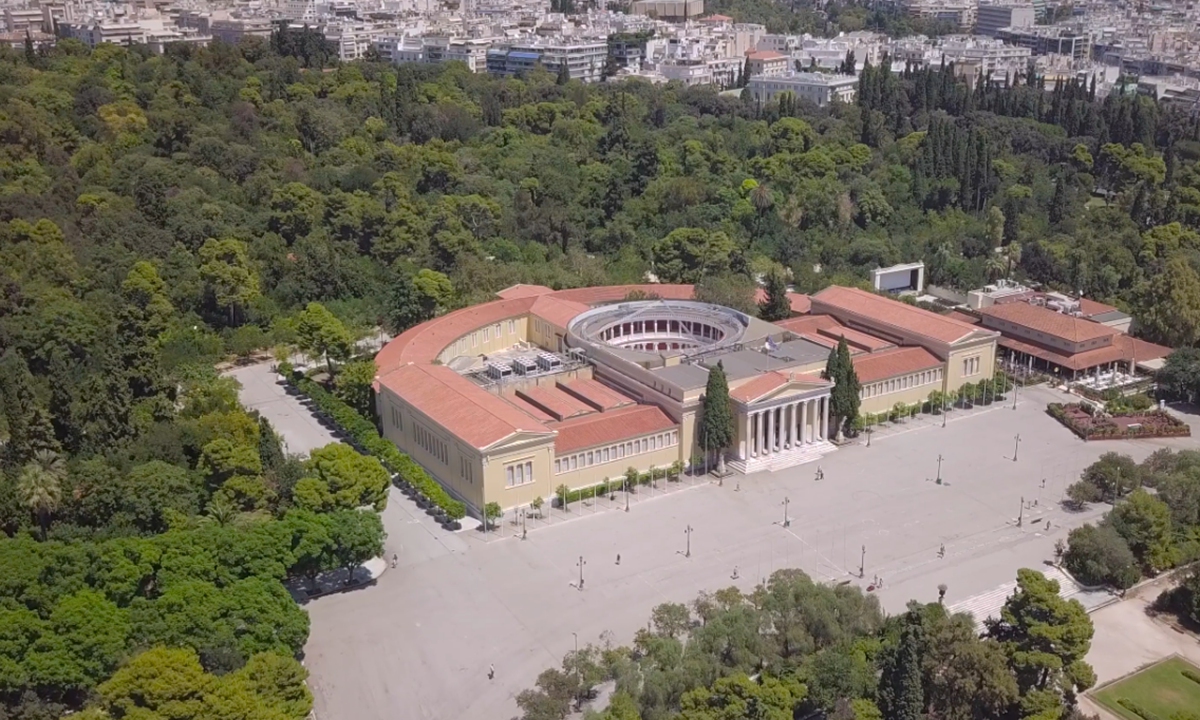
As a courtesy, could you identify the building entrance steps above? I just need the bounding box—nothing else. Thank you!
[727,440,836,475]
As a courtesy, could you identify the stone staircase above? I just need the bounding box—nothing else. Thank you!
[949,566,1085,632]
[727,441,836,475]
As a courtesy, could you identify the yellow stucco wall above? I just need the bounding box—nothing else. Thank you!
[437,316,531,364]
[483,442,557,512]
[551,429,682,490]
[945,341,997,391]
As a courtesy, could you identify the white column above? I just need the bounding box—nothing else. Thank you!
[764,408,773,455]
[739,412,749,460]
[822,396,831,440]
[800,400,808,445]
[784,403,793,448]
[751,412,759,457]
[758,410,767,455]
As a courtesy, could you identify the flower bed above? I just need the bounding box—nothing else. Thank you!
[290,373,466,521]
[1047,403,1190,441]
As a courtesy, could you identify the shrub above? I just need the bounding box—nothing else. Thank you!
[1182,668,1200,687]
[1117,698,1161,720]
[1062,523,1139,589]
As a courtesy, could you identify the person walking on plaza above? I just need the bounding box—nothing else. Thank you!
[488,664,495,680]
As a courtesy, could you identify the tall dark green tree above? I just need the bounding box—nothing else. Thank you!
[758,271,792,321]
[699,361,734,464]
[826,338,861,437]
[878,612,925,720]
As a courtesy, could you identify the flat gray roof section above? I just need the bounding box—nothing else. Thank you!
[651,363,711,391]
[699,337,831,381]
[1091,310,1130,323]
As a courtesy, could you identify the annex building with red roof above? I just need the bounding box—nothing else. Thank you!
[373,284,999,517]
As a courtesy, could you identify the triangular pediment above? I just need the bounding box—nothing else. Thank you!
[753,381,828,404]
[483,430,555,452]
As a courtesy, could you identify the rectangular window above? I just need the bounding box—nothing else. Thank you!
[555,460,561,474]
[602,448,610,463]
[587,451,594,465]
[506,466,514,486]
[571,456,577,470]
[508,320,516,334]
[494,323,501,338]
[483,327,490,342]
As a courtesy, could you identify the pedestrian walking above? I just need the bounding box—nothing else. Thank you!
[488,664,495,680]
[938,544,945,558]
[615,554,621,565]
[391,553,397,568]
[732,566,740,579]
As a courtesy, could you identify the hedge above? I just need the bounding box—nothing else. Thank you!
[1183,668,1200,687]
[292,375,467,521]
[552,469,680,508]
[1117,698,1160,720]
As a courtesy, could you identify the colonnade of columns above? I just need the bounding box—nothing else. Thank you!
[743,395,830,459]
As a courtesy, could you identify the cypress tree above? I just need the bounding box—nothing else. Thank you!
[699,361,734,463]
[759,271,792,322]
[258,416,285,472]
[825,338,860,437]
[878,614,926,720]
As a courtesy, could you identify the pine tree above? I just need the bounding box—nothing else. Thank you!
[1049,180,1068,225]
[0,350,60,468]
[699,361,734,463]
[258,416,285,472]
[759,270,792,321]
[556,63,571,85]
[878,614,926,720]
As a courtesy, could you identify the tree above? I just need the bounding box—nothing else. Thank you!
[653,228,737,283]
[1157,346,1200,402]
[1105,488,1176,573]
[17,450,65,539]
[985,568,1095,700]
[0,349,60,468]
[698,361,734,465]
[877,612,924,720]
[325,509,385,586]
[678,673,805,720]
[1062,523,1139,589]
[1081,452,1141,503]
[295,302,353,375]
[386,273,433,334]
[827,338,861,438]
[759,270,792,321]
[335,359,378,418]
[96,647,212,719]
[483,501,502,531]
[1134,254,1200,347]
[198,237,260,326]
[294,443,390,513]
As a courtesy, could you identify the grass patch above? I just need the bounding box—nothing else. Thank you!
[1094,657,1200,720]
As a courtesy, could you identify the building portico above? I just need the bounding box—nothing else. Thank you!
[727,373,834,474]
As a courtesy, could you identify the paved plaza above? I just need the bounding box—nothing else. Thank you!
[226,363,338,457]
[286,382,1199,720]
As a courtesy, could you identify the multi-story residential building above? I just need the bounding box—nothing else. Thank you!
[996,25,1090,61]
[746,71,858,106]
[975,1,1035,37]
[321,21,382,61]
[4,7,44,34]
[744,49,788,77]
[209,17,275,45]
[487,40,608,82]
[630,0,703,22]
[59,21,146,47]
[904,0,978,31]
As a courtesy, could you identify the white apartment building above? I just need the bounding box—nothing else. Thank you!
[975,2,1035,37]
[375,36,493,73]
[321,21,383,61]
[904,0,978,31]
[59,21,146,46]
[747,71,858,106]
[488,40,608,82]
[209,18,274,45]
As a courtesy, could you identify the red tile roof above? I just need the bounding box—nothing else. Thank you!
[746,50,786,61]
[375,296,539,367]
[505,395,556,422]
[377,364,551,449]
[753,288,812,315]
[729,370,829,402]
[559,378,635,412]
[851,347,942,384]
[496,284,554,300]
[775,314,890,352]
[530,295,591,329]
[1078,297,1119,317]
[550,284,695,305]
[978,302,1116,343]
[997,333,1171,372]
[551,405,677,454]
[516,386,595,421]
[811,287,986,345]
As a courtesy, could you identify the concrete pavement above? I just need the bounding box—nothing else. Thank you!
[226,363,337,458]
[299,384,1200,720]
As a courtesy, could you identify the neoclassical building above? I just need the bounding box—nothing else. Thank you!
[373,284,997,516]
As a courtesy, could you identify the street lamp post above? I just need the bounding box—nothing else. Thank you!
[936,454,944,485]
[521,509,528,540]
[1017,497,1024,527]
[859,545,866,578]
[624,477,630,512]
[781,497,791,528]
[1012,379,1018,410]
[684,525,693,558]
[866,425,873,447]
[1013,433,1021,462]
[577,555,587,590]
